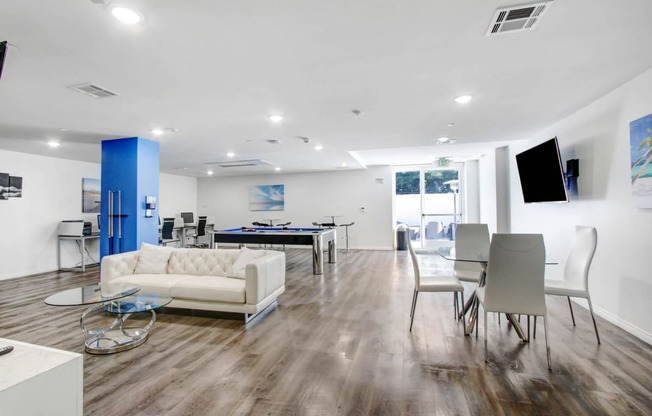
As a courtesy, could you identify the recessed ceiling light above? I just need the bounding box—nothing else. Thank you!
[275,167,281,172]
[47,140,60,148]
[341,163,348,168]
[447,123,455,127]
[151,129,164,136]
[314,145,324,151]
[111,6,143,24]
[454,95,473,104]
[269,115,283,123]
[58,128,68,132]
[207,170,214,176]
[436,137,457,145]
[226,152,235,158]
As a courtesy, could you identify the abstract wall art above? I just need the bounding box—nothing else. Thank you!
[249,184,285,211]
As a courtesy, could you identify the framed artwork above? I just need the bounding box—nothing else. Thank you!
[629,113,652,208]
[8,176,22,197]
[82,178,101,213]
[249,184,285,211]
[0,172,8,200]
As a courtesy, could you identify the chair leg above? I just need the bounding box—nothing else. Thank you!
[568,297,576,326]
[587,297,601,344]
[409,290,419,332]
[533,316,537,339]
[543,315,551,371]
[483,309,488,363]
[475,298,480,339]
[460,291,466,334]
[453,293,458,320]
[409,289,417,318]
[527,315,531,340]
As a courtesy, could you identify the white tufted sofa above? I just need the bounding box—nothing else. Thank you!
[100,245,286,322]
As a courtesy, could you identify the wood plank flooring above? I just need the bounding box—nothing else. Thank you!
[1,248,651,415]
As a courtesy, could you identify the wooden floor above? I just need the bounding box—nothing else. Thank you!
[1,248,651,415]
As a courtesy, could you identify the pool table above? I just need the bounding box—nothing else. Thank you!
[212,227,337,274]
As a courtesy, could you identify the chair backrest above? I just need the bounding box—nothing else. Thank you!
[162,218,175,240]
[403,226,421,287]
[483,233,546,316]
[197,216,207,237]
[564,226,597,288]
[454,223,490,277]
[425,221,444,239]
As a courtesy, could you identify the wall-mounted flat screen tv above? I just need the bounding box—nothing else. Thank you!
[515,137,568,203]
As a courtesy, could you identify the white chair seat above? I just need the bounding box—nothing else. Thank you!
[544,279,587,298]
[454,269,481,283]
[419,275,464,292]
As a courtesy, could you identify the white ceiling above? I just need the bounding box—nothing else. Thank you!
[1,0,651,177]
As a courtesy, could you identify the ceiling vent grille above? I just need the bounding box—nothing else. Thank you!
[67,83,119,99]
[486,1,553,36]
[206,159,273,168]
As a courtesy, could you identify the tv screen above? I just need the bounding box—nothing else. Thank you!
[515,137,568,203]
[0,41,7,80]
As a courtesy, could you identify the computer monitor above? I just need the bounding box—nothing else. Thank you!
[180,212,194,224]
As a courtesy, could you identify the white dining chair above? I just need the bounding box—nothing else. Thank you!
[476,233,551,370]
[405,228,466,333]
[543,225,600,344]
[454,223,490,284]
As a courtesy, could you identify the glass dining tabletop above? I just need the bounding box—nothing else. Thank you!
[45,283,140,306]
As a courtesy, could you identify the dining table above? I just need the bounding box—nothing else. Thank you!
[437,246,556,341]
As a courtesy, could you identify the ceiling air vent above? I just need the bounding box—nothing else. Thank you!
[486,1,553,36]
[67,83,119,99]
[207,159,273,168]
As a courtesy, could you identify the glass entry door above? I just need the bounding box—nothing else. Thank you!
[395,166,462,249]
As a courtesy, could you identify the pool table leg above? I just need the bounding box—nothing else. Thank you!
[312,235,324,274]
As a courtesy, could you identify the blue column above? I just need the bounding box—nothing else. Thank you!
[100,137,159,259]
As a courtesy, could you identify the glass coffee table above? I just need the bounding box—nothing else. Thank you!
[45,283,172,354]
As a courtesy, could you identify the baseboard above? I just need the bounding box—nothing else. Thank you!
[571,299,652,345]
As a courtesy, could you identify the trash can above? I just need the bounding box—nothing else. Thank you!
[396,226,408,251]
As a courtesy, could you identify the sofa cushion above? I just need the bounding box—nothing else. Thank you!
[134,243,172,274]
[167,248,241,276]
[170,276,245,303]
[109,274,190,297]
[226,247,267,279]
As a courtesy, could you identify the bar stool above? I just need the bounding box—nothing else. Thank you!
[339,222,355,252]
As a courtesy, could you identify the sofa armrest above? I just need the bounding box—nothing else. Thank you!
[244,251,286,304]
[100,250,140,283]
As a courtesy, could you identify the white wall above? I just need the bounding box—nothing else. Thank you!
[0,150,196,280]
[159,173,197,220]
[197,166,394,250]
[508,67,652,343]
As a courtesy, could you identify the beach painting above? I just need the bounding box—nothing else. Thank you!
[630,114,652,207]
[82,177,101,213]
[0,172,8,200]
[249,184,285,211]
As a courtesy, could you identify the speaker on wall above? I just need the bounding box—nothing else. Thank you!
[566,159,579,178]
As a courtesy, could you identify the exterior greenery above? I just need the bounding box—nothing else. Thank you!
[395,170,459,194]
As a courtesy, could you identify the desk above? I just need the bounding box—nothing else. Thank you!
[58,233,100,272]
[175,223,214,247]
[213,227,336,274]
[437,247,556,340]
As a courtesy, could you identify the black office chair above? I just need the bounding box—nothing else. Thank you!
[252,221,270,227]
[160,218,180,247]
[190,216,207,248]
[276,221,291,228]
